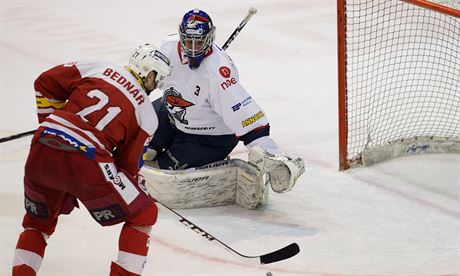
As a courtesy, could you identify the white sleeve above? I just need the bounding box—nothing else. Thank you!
[246,136,279,155]
[208,59,270,137]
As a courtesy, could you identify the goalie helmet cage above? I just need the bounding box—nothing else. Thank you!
[337,0,460,170]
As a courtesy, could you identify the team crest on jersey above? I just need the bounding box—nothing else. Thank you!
[163,87,194,125]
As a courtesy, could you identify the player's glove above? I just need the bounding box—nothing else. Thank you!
[248,146,305,193]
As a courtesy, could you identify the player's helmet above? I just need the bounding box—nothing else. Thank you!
[127,43,171,89]
[179,9,215,69]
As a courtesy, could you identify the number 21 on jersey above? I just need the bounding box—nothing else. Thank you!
[76,89,121,130]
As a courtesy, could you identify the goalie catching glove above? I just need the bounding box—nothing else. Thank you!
[248,146,305,193]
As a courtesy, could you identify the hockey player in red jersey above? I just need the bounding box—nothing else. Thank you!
[12,43,171,276]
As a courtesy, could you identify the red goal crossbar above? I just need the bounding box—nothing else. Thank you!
[401,0,460,18]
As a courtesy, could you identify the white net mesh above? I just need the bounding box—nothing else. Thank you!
[342,0,460,167]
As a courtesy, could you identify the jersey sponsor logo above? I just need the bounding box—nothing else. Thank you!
[231,96,252,112]
[184,126,216,131]
[241,111,265,127]
[40,128,96,159]
[90,204,126,224]
[232,103,242,112]
[24,196,49,218]
[113,176,126,190]
[163,87,194,125]
[99,164,139,204]
[220,78,238,91]
[219,66,231,78]
[103,68,145,105]
[100,162,117,181]
[219,66,236,90]
[104,164,115,180]
[114,172,140,204]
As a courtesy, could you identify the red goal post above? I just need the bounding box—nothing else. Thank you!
[337,0,460,170]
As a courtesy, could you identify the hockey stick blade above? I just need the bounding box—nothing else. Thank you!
[157,200,299,265]
[259,242,300,264]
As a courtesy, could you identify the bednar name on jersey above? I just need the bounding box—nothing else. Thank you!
[102,68,145,105]
[33,61,158,176]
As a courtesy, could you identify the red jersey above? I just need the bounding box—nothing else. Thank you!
[33,61,158,176]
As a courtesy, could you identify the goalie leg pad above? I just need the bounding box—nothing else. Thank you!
[234,160,265,209]
[141,160,237,209]
[140,159,267,209]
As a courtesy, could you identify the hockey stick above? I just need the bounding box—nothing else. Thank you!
[0,130,35,143]
[156,200,300,264]
[222,7,258,50]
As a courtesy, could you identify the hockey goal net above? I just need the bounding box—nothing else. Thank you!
[337,0,460,170]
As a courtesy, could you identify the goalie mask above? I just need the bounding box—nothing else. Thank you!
[127,43,171,93]
[179,9,215,69]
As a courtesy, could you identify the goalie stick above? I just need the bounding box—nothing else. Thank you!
[222,7,257,50]
[156,200,300,264]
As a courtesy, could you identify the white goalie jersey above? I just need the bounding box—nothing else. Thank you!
[159,35,270,137]
[143,36,306,210]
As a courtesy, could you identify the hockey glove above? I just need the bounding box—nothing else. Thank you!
[248,146,305,193]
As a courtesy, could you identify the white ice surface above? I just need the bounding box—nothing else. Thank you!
[1,1,459,275]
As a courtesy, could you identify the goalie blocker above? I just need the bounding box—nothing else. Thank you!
[140,147,305,209]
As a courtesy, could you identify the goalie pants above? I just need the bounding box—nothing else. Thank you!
[12,141,157,276]
[150,98,238,170]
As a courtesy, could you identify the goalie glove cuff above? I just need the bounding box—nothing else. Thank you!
[246,136,279,155]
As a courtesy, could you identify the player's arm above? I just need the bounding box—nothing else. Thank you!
[208,62,277,152]
[210,64,305,193]
[113,125,153,177]
[240,126,278,153]
[34,62,81,122]
[113,99,158,176]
